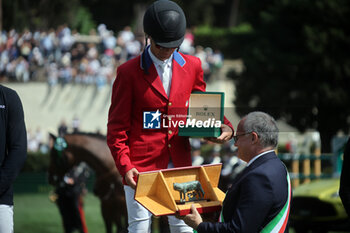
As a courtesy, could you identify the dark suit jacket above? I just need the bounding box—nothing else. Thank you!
[0,85,27,205]
[197,151,290,233]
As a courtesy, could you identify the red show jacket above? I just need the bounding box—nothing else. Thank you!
[107,48,233,183]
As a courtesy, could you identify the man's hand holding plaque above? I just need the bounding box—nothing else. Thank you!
[205,123,233,144]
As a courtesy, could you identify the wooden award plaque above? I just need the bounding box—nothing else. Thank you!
[134,164,225,216]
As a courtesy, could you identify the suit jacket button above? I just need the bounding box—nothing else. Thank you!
[168,130,172,135]
[168,144,171,148]
[168,102,172,106]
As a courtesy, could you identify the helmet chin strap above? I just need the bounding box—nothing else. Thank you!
[144,35,149,51]
[142,35,149,75]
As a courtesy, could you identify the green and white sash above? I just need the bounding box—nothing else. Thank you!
[217,171,291,233]
[260,172,291,233]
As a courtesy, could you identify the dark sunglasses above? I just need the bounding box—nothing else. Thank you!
[155,44,177,50]
[233,132,252,142]
[151,38,176,50]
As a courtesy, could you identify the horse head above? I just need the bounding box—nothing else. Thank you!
[48,133,76,186]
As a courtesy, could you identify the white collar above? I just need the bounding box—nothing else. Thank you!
[246,150,274,167]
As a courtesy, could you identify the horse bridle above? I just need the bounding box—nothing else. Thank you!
[53,137,68,166]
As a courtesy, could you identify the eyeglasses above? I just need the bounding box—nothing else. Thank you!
[233,132,252,142]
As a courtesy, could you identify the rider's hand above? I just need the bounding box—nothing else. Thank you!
[125,168,139,189]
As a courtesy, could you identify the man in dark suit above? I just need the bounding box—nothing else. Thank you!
[182,111,291,233]
[0,84,27,233]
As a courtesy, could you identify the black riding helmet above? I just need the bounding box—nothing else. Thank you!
[143,0,186,48]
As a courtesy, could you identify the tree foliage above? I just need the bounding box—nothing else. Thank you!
[72,7,96,35]
[1,0,241,33]
[2,0,95,32]
[230,0,350,152]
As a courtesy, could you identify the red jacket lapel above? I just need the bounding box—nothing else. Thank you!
[169,60,188,100]
[142,63,168,100]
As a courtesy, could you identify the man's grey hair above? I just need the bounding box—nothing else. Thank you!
[243,111,279,148]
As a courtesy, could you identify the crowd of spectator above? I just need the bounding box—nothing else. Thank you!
[0,24,143,90]
[0,24,224,86]
[189,138,239,166]
[27,127,47,153]
[27,115,84,154]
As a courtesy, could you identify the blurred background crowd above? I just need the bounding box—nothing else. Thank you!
[0,24,224,87]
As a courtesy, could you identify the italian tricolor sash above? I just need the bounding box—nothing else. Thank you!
[260,171,291,233]
[218,170,291,233]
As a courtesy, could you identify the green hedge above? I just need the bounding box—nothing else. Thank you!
[194,23,254,59]
[17,152,96,193]
[22,152,50,173]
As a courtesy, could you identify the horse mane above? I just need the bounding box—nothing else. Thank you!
[62,132,115,175]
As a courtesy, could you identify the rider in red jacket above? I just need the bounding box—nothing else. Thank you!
[107,1,234,232]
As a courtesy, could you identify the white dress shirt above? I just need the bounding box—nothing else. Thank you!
[148,47,173,96]
[246,150,275,167]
